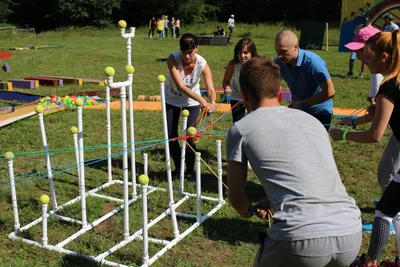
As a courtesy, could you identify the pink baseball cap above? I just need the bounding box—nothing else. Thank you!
[345,26,381,51]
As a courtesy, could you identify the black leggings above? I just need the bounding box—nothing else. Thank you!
[230,100,245,123]
[376,178,400,217]
[166,104,200,174]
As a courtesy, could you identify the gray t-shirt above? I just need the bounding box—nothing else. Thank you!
[226,106,361,241]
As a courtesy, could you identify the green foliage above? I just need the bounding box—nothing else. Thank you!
[58,0,120,27]
[176,0,220,24]
[0,0,15,22]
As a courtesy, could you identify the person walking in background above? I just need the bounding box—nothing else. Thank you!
[223,38,258,122]
[164,16,169,38]
[383,14,399,32]
[274,29,335,130]
[175,18,180,38]
[227,14,235,44]
[148,17,156,39]
[343,17,370,78]
[156,17,164,39]
[171,17,176,38]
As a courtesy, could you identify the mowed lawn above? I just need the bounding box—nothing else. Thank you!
[0,23,397,266]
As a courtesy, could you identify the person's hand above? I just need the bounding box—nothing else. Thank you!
[340,117,353,126]
[288,101,303,109]
[224,86,232,95]
[329,128,344,141]
[253,199,271,220]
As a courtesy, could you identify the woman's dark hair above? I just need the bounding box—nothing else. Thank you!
[180,33,198,51]
[233,38,259,63]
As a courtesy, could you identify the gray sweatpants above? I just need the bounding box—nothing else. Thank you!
[378,134,400,193]
[253,231,362,267]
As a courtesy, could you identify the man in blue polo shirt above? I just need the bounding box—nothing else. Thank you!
[274,30,335,130]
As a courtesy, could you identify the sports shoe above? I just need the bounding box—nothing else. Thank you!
[171,170,180,179]
[357,73,363,79]
[343,71,354,78]
[362,222,395,234]
[348,253,379,267]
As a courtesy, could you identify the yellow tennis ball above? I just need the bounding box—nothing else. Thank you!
[104,66,115,76]
[35,105,44,114]
[40,194,50,204]
[118,20,127,28]
[138,174,149,185]
[4,151,14,160]
[181,109,190,117]
[71,126,78,134]
[157,75,166,83]
[75,98,84,107]
[187,127,197,136]
[125,65,135,74]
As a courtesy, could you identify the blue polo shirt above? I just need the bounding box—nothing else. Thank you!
[275,48,333,116]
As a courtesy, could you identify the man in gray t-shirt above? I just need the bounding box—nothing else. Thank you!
[226,56,362,267]
[383,14,399,32]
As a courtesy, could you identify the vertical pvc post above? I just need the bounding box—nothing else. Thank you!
[105,85,113,183]
[41,203,48,246]
[196,152,202,223]
[141,183,149,265]
[76,103,87,229]
[179,114,188,193]
[71,127,81,196]
[6,152,20,232]
[37,111,57,211]
[216,140,224,204]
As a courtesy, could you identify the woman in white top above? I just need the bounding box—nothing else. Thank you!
[223,38,259,122]
[165,33,216,179]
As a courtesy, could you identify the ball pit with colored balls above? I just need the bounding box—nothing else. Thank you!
[187,127,197,136]
[40,194,50,204]
[4,151,14,160]
[138,174,149,185]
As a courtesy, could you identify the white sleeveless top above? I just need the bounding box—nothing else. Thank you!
[230,62,242,101]
[165,51,207,107]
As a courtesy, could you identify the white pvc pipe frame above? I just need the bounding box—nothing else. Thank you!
[7,24,225,267]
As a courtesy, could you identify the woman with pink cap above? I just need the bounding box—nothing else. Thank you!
[331,29,400,266]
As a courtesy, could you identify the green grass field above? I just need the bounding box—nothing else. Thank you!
[0,22,397,266]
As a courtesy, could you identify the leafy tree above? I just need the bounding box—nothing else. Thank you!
[59,0,120,27]
[0,0,15,23]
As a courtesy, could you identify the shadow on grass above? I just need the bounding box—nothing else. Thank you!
[360,206,375,215]
[202,216,266,245]
[61,254,101,267]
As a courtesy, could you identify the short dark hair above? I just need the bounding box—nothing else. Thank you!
[384,14,394,21]
[239,57,281,101]
[233,38,258,63]
[180,33,198,51]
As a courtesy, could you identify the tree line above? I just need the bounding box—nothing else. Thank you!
[0,0,341,32]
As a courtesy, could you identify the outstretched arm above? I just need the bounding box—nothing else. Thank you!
[227,160,251,218]
[222,61,234,96]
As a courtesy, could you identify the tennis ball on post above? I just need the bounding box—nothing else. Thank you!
[125,65,135,74]
[4,151,14,160]
[40,194,50,204]
[104,66,115,77]
[187,127,197,137]
[118,20,127,29]
[75,98,84,107]
[71,126,78,134]
[35,105,44,114]
[138,174,149,185]
[157,75,166,83]
[181,109,190,117]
